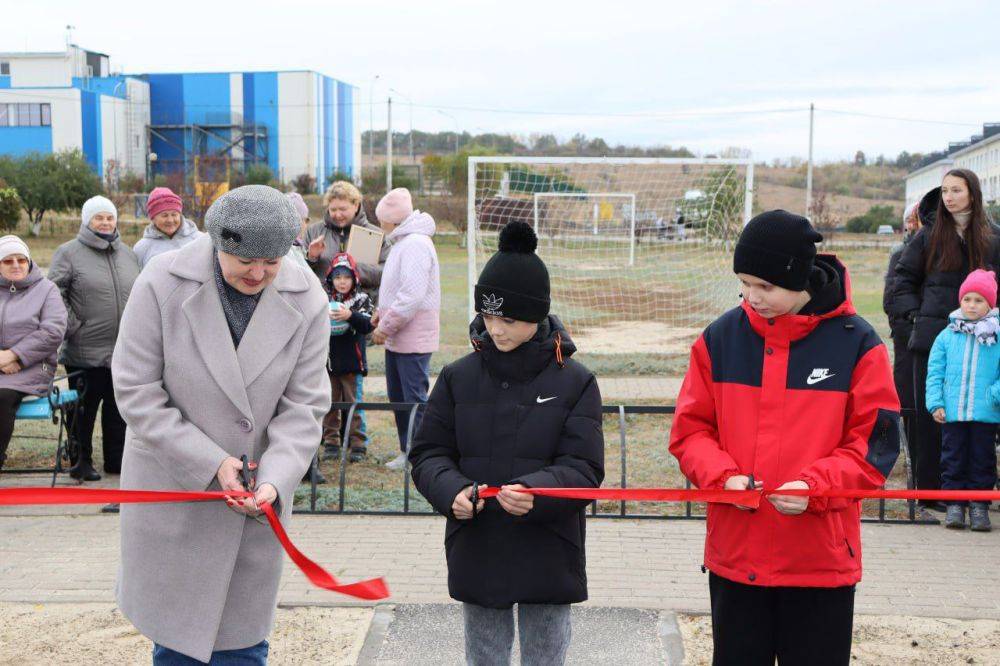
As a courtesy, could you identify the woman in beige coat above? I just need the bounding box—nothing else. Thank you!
[112,185,330,664]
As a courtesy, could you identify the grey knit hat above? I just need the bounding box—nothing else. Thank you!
[205,185,300,259]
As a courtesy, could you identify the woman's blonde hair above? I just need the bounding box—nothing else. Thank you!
[323,180,362,207]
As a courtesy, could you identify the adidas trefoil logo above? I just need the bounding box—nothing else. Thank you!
[482,293,504,315]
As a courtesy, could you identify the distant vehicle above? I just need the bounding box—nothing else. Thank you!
[876,225,895,235]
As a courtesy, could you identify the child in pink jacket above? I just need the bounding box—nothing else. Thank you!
[372,188,441,469]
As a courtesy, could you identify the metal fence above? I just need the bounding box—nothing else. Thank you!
[298,402,930,525]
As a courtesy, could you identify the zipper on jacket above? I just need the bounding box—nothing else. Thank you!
[106,251,123,337]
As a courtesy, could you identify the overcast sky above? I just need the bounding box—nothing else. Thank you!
[6,0,999,162]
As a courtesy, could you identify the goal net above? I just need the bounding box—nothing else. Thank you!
[467,157,754,354]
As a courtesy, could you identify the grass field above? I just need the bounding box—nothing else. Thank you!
[2,221,908,517]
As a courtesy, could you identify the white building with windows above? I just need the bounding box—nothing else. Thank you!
[952,133,1000,204]
[906,124,1000,209]
[904,158,953,208]
[0,44,150,179]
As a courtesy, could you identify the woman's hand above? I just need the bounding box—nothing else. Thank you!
[371,328,388,345]
[724,474,763,511]
[330,306,352,322]
[452,484,487,520]
[371,311,380,328]
[218,456,259,515]
[497,484,534,516]
[307,235,325,261]
[767,480,810,515]
[933,408,946,424]
[0,350,17,367]
[1,361,21,375]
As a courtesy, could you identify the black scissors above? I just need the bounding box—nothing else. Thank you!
[239,454,267,523]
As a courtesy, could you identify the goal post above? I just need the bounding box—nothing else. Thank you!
[467,156,754,344]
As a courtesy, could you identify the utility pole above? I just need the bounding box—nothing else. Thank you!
[386,96,393,191]
[806,102,814,218]
[368,75,379,173]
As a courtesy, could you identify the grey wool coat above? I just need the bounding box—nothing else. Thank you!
[111,234,330,662]
[48,223,140,368]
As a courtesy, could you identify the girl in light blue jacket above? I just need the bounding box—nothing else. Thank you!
[926,268,1000,531]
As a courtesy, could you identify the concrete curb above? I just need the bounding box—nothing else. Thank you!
[658,610,686,665]
[357,604,395,664]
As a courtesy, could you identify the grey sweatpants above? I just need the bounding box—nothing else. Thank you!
[463,602,572,665]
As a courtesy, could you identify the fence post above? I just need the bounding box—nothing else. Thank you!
[337,402,359,513]
[619,405,627,517]
[403,403,420,514]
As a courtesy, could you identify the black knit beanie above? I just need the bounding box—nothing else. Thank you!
[475,222,550,323]
[733,210,823,291]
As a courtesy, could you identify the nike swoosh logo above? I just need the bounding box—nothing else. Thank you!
[806,373,835,385]
[536,396,557,404]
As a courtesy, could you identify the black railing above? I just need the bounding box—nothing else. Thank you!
[299,402,930,524]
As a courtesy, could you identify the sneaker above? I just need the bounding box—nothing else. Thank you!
[385,453,408,470]
[349,449,367,464]
[970,503,992,532]
[321,444,342,462]
[69,460,101,482]
[945,504,967,529]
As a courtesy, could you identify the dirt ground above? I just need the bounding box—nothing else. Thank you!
[572,322,702,355]
[0,604,372,665]
[679,613,1000,665]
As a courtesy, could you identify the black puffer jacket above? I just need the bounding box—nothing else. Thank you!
[890,194,1000,353]
[409,315,605,608]
[883,233,916,340]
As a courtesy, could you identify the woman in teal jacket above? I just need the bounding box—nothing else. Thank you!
[925,269,1000,531]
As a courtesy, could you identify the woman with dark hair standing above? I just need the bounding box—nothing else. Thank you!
[891,169,1000,510]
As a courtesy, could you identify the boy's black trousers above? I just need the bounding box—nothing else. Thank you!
[709,572,855,666]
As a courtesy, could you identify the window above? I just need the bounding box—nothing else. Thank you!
[0,62,8,76]
[0,103,52,128]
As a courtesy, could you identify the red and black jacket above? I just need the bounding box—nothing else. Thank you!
[670,255,901,588]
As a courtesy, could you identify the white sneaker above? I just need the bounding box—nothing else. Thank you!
[385,453,408,470]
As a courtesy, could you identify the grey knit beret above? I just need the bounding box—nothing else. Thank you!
[205,185,300,259]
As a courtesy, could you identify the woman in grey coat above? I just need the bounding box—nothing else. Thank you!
[112,185,330,664]
[0,235,67,472]
[48,196,140,481]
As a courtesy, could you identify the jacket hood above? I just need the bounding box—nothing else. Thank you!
[77,221,121,250]
[742,254,855,340]
[388,210,435,241]
[469,313,576,382]
[0,262,44,291]
[918,186,941,228]
[326,251,360,298]
[142,216,200,241]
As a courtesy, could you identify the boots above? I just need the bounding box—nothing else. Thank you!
[945,504,966,529]
[321,443,342,462]
[69,459,101,482]
[970,502,992,532]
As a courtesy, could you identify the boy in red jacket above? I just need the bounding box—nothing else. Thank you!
[670,210,901,665]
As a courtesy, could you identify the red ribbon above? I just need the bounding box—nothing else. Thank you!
[479,486,1000,509]
[0,487,390,601]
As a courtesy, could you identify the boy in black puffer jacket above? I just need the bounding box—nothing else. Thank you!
[323,252,374,463]
[409,221,605,666]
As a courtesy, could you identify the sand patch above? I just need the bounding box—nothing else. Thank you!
[0,603,372,665]
[571,321,701,355]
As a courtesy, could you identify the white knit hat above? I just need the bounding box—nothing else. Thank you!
[0,235,29,261]
[81,195,117,227]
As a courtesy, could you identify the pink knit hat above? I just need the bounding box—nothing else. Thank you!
[960,269,998,309]
[375,188,414,226]
[286,192,309,220]
[146,187,183,219]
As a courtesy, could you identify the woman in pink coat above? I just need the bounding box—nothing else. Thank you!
[371,188,441,470]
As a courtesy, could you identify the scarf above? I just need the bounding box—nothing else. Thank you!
[213,257,262,347]
[948,309,1000,346]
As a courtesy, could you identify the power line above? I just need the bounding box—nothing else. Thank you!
[817,107,980,128]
